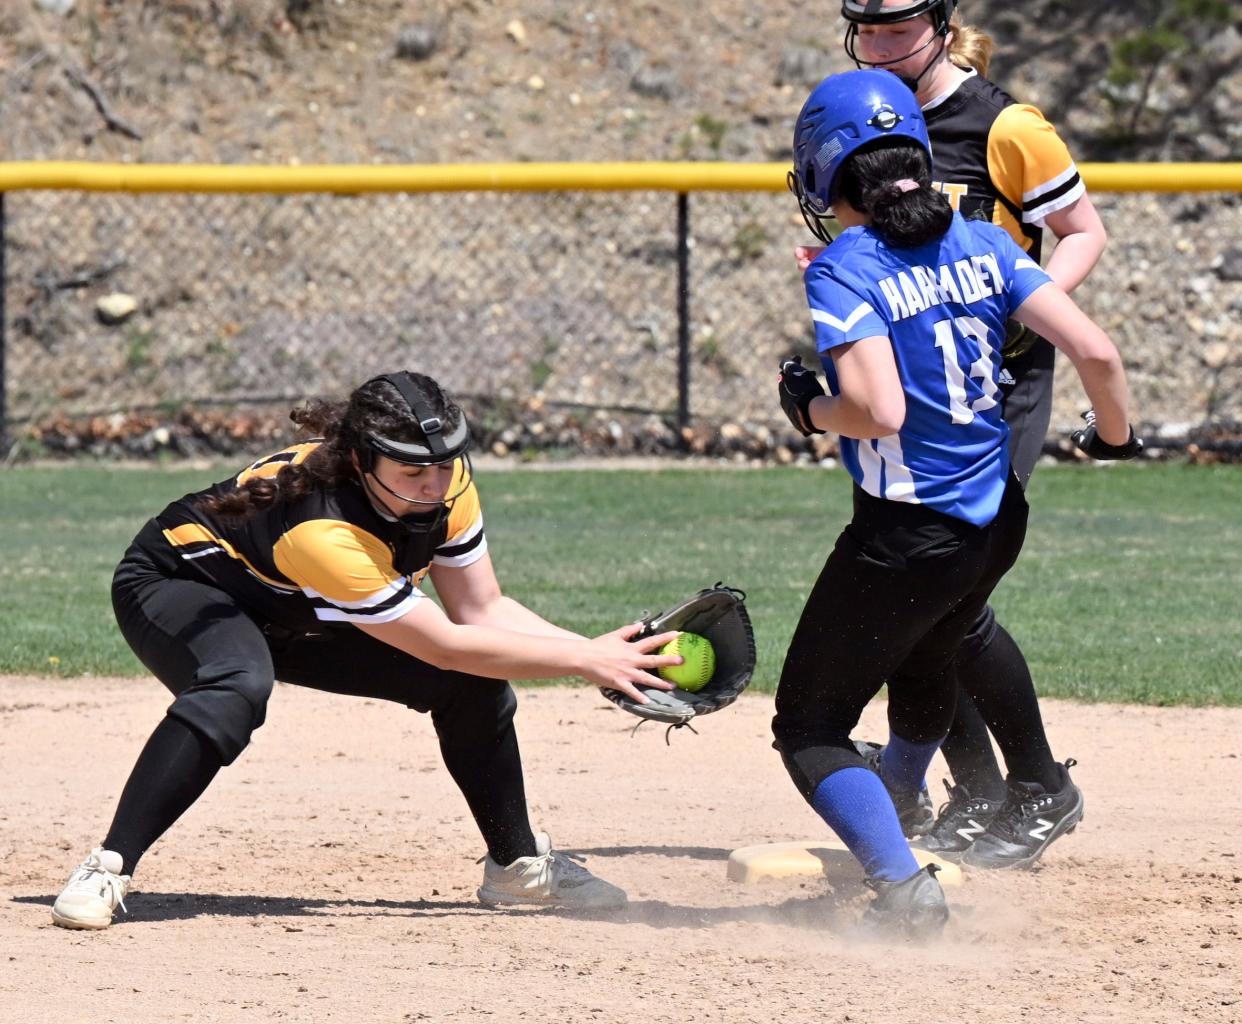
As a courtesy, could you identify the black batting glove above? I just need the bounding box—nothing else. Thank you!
[1071,410,1144,461]
[778,355,827,437]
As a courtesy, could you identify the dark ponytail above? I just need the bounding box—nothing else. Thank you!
[835,140,953,248]
[199,373,462,519]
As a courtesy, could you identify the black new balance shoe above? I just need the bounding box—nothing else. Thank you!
[961,759,1084,870]
[859,864,949,940]
[911,780,1005,860]
[855,740,935,838]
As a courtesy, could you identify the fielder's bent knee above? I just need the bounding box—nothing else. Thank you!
[166,658,273,765]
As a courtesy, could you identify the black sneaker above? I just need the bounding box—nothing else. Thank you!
[859,864,949,940]
[961,759,1084,870]
[911,780,1005,860]
[854,740,935,838]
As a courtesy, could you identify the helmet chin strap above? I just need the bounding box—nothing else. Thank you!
[358,465,451,535]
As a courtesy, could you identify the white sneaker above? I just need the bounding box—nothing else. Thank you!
[477,832,627,910]
[51,848,131,930]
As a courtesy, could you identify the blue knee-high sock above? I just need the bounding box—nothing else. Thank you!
[879,733,943,794]
[811,767,920,882]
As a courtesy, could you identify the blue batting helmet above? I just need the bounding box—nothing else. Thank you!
[788,68,929,241]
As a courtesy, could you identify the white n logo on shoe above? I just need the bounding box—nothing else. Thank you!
[955,819,987,843]
[1028,818,1054,841]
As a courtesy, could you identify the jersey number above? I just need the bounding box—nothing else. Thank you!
[932,316,1000,425]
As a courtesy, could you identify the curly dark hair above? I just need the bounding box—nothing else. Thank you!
[199,373,464,519]
[835,139,954,248]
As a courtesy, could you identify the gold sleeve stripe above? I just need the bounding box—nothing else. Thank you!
[162,524,297,591]
[987,105,1078,218]
[272,520,405,606]
[163,522,226,553]
[236,441,321,485]
[443,471,483,545]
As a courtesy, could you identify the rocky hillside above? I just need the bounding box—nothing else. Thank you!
[2,0,1240,461]
[6,1,1240,165]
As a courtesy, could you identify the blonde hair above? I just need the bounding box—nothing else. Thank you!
[947,14,995,77]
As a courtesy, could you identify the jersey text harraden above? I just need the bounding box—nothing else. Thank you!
[877,252,1005,322]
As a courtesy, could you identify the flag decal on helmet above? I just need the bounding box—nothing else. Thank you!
[814,136,844,173]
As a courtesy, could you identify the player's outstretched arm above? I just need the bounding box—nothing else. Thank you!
[431,554,582,640]
[359,600,681,704]
[1012,283,1131,446]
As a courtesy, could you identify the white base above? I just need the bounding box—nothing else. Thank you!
[727,839,963,887]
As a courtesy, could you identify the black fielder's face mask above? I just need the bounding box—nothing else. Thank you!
[355,373,474,536]
[360,452,474,534]
[359,444,473,536]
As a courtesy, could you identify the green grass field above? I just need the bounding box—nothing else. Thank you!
[1,462,1238,705]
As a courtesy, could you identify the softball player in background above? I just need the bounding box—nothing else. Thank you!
[51,371,682,929]
[802,0,1111,868]
[774,69,1139,935]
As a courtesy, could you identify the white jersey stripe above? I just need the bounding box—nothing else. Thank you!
[810,302,876,334]
[314,590,423,625]
[442,514,484,548]
[179,546,226,560]
[1025,172,1085,227]
[432,534,490,568]
[1026,182,1085,227]
[1022,163,1079,205]
[876,435,919,503]
[857,441,883,497]
[302,577,416,612]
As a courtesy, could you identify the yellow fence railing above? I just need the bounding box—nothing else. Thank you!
[1,161,1240,194]
[2,159,1239,446]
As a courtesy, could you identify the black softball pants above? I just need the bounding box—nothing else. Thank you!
[772,475,1029,802]
[105,545,535,871]
[943,339,1060,796]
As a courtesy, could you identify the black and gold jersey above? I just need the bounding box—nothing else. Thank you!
[137,441,486,632]
[925,72,1084,262]
[923,72,1084,360]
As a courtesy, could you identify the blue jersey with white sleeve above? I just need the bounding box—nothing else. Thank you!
[804,213,1051,526]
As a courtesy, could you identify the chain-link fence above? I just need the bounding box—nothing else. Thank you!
[2,188,810,426]
[3,180,1240,458]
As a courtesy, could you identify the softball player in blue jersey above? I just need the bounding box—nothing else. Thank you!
[837,0,1112,872]
[771,69,1140,937]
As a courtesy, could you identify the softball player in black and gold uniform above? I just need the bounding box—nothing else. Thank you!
[918,56,1096,483]
[51,372,681,929]
[836,0,1110,867]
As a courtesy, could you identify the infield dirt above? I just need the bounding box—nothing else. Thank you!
[2,675,1238,1023]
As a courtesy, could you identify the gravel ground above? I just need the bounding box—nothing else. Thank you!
[3,676,1240,1023]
